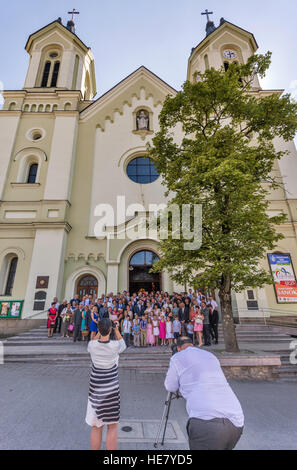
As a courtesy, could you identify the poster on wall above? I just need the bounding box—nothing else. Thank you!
[268,254,297,304]
[10,302,21,317]
[0,301,23,318]
[0,302,10,317]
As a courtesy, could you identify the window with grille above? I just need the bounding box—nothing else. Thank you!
[126,157,159,184]
[27,164,38,183]
[4,257,18,296]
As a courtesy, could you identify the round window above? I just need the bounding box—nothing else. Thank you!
[49,52,59,59]
[126,157,159,184]
[26,128,45,142]
[32,131,42,141]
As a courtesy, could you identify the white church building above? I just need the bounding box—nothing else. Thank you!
[0,15,297,319]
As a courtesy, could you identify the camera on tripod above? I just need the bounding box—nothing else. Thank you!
[171,343,178,356]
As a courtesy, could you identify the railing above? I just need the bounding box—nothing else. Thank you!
[234,307,297,326]
[23,310,49,320]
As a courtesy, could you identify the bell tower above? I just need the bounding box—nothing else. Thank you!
[23,15,97,100]
[187,13,260,90]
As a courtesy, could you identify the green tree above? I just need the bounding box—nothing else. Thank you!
[149,53,297,352]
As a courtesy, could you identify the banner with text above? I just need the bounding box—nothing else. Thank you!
[268,254,297,304]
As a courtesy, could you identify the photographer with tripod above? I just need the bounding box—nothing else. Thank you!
[164,337,244,450]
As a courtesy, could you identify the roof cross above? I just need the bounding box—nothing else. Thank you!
[68,8,80,21]
[201,9,214,22]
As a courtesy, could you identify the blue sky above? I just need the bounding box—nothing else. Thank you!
[1,0,297,100]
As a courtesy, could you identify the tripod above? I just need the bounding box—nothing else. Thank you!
[154,391,180,448]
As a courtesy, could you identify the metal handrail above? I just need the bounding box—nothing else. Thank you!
[24,310,49,319]
[233,307,297,326]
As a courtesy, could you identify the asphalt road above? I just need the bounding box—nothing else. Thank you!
[0,363,296,450]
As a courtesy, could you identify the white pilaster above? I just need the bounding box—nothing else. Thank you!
[23,229,67,317]
[0,114,20,199]
[276,138,297,199]
[106,264,119,294]
[59,50,75,89]
[24,51,42,88]
[44,115,78,200]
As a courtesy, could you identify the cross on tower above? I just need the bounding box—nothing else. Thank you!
[201,9,214,22]
[68,8,80,21]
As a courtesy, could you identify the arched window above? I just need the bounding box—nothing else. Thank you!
[50,61,60,87]
[76,275,98,297]
[224,62,229,72]
[4,257,18,296]
[27,163,38,184]
[204,54,209,71]
[41,61,51,87]
[39,49,62,88]
[129,250,161,293]
[84,72,91,100]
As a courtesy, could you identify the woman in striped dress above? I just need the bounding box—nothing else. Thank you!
[86,318,126,450]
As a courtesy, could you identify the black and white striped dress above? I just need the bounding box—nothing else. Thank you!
[85,338,126,428]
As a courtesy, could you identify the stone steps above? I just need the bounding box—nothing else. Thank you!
[3,323,297,380]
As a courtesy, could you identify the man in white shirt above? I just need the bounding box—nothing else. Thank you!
[165,337,244,450]
[208,296,218,311]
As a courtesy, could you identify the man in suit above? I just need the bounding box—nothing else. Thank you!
[54,300,67,334]
[73,303,83,342]
[133,300,145,317]
[85,307,92,343]
[209,306,219,344]
[178,302,189,336]
[201,302,211,346]
[99,302,109,320]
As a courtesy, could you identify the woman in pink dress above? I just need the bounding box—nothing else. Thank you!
[146,318,155,346]
[159,315,166,346]
[193,309,204,347]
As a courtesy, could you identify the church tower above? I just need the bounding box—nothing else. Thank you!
[23,16,96,100]
[0,15,98,316]
[187,13,260,90]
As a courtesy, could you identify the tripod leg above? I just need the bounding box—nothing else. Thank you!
[154,392,172,448]
[161,394,173,446]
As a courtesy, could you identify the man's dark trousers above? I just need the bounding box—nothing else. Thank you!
[73,324,81,342]
[210,310,219,343]
[187,417,243,450]
[54,315,62,334]
[203,324,211,346]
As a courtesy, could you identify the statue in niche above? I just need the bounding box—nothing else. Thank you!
[136,110,150,131]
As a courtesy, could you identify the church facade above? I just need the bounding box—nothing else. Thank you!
[0,17,297,319]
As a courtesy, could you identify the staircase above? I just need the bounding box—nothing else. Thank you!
[2,325,172,371]
[2,323,297,380]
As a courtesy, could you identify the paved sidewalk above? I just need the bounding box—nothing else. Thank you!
[0,363,297,450]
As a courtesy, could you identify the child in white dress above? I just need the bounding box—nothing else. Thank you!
[165,316,174,346]
[153,315,159,346]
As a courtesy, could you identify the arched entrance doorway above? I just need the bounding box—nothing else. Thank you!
[129,250,161,294]
[76,274,98,298]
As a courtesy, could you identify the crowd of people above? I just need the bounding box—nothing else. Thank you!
[46,289,219,348]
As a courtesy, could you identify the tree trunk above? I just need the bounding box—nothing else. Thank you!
[219,279,240,353]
